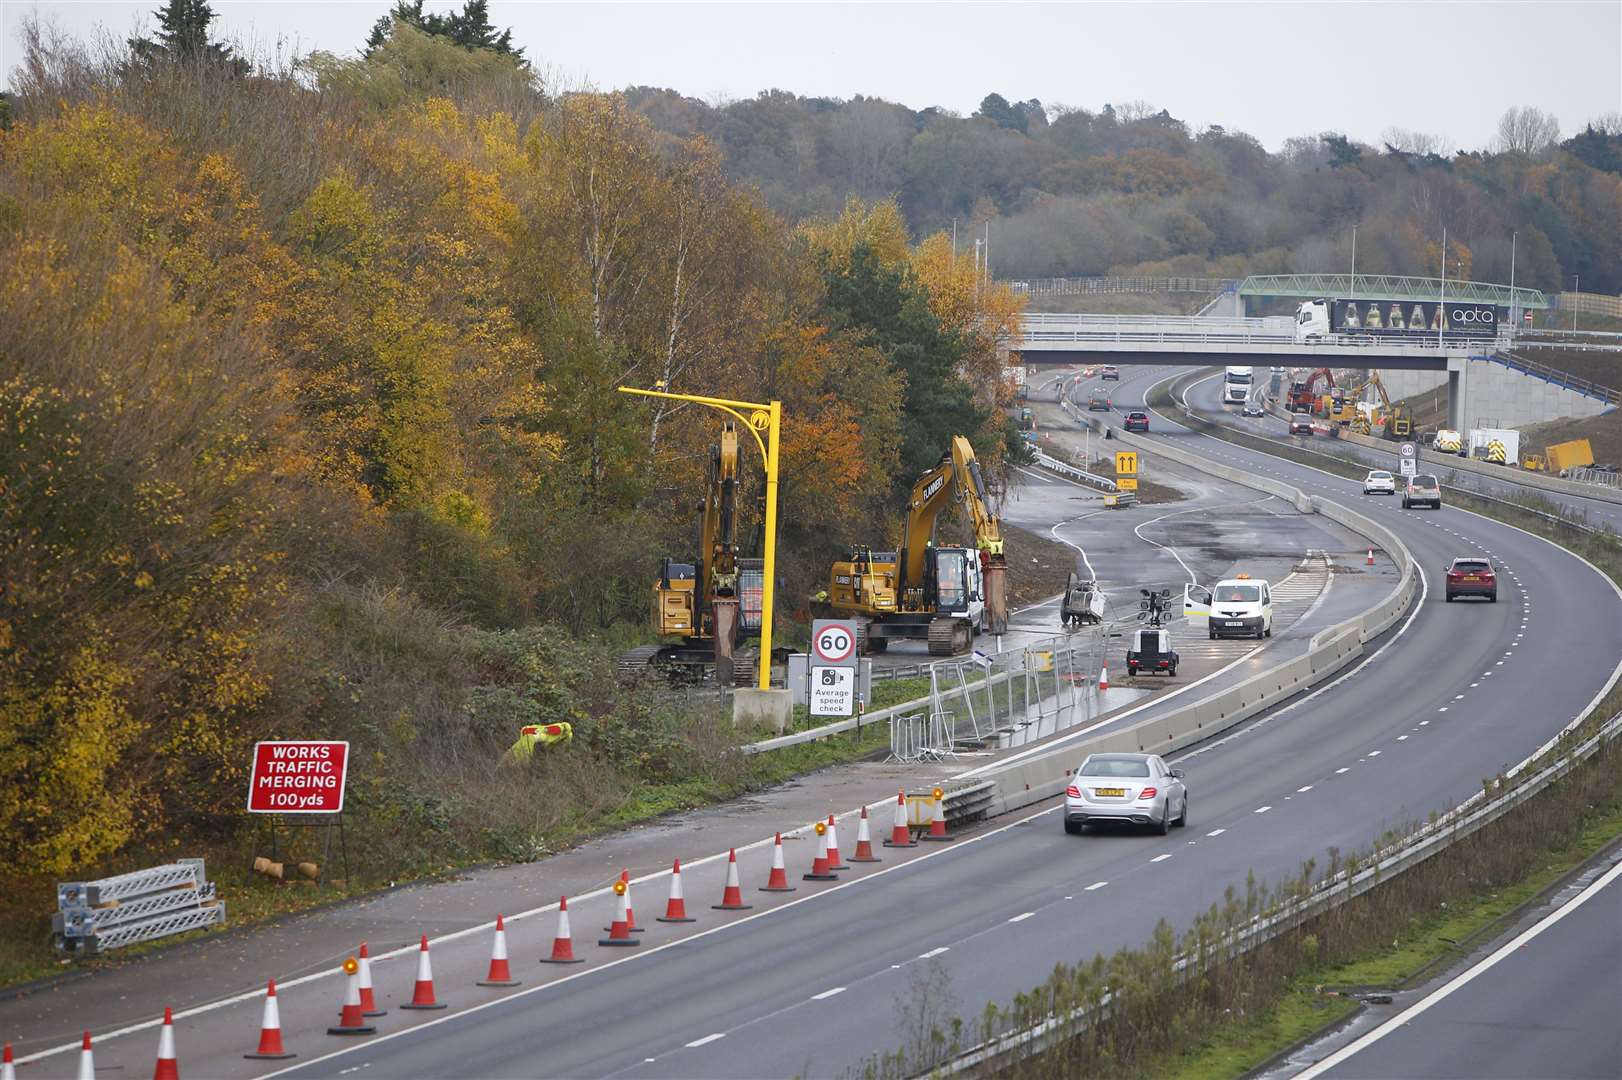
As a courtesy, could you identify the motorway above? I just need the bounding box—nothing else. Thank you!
[13,364,1620,1080]
[260,365,1620,1078]
[1193,370,1622,533]
[1296,856,1622,1080]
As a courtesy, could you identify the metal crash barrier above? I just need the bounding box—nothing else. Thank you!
[54,859,224,955]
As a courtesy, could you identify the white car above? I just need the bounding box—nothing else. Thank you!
[1363,469,1396,495]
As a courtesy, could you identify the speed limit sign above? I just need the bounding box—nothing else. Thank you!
[811,619,858,667]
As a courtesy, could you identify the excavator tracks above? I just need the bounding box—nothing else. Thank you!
[927,617,970,657]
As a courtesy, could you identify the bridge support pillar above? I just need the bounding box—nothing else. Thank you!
[1445,354,1469,430]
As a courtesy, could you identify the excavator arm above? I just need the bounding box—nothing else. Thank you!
[894,435,1008,633]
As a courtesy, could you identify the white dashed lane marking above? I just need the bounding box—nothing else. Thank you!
[686,1033,725,1048]
[1207,828,1227,837]
[1086,881,1109,891]
[1151,853,1173,863]
[811,987,846,1001]
[1255,805,1272,814]
[918,947,950,959]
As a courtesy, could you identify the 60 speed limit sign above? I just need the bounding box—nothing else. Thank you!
[811,619,858,667]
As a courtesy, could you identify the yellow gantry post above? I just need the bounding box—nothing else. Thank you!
[617,386,781,691]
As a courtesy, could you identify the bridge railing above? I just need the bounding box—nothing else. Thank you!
[1487,350,1621,405]
[1022,312,1292,331]
[1007,276,1237,297]
[1019,326,1511,353]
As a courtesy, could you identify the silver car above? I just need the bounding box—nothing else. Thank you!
[1064,753,1187,835]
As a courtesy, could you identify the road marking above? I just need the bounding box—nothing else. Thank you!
[1255,805,1272,814]
[1150,853,1172,863]
[1420,720,1429,726]
[919,946,950,959]
[1207,828,1226,836]
[1397,735,1409,741]
[1008,912,1035,923]
[686,1033,725,1048]
[1297,785,1313,793]
[1368,750,1382,757]
[1295,859,1622,1080]
[1439,707,1449,712]
[1455,694,1466,699]
[1086,881,1109,890]
[1336,766,1350,773]
[811,987,846,1001]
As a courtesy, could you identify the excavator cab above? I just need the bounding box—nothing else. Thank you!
[653,559,698,636]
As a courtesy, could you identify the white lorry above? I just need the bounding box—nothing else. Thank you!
[1222,366,1254,405]
[1468,428,1521,465]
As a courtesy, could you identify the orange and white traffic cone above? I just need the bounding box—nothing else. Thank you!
[759,832,795,892]
[599,880,640,947]
[803,821,838,881]
[2,1041,15,1080]
[883,790,916,848]
[1367,548,1375,566]
[76,1032,94,1080]
[603,871,644,933]
[657,859,695,923]
[477,914,520,987]
[153,1007,179,1080]
[712,848,753,910]
[540,896,586,964]
[824,814,849,870]
[399,935,447,1011]
[327,958,377,1035]
[850,805,881,862]
[921,786,952,842]
[244,979,295,1059]
[1098,664,1110,692]
[357,942,385,1017]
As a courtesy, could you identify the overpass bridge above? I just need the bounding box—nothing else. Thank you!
[1011,273,1552,313]
[1018,313,1496,371]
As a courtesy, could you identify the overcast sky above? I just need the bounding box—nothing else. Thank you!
[3,1,1618,150]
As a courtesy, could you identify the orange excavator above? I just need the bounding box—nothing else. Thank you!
[1286,368,1336,413]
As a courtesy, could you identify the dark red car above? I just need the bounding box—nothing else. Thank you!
[1445,557,1497,602]
[1123,411,1149,432]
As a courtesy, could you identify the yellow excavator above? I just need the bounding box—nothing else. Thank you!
[824,435,1008,656]
[621,421,764,684]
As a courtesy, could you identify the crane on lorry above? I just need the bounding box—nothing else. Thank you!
[825,436,1008,656]
[620,421,764,684]
[1287,368,1336,413]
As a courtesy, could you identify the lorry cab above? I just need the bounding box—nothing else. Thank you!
[1295,300,1330,342]
[1189,575,1273,640]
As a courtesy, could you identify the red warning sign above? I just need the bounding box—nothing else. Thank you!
[247,741,349,814]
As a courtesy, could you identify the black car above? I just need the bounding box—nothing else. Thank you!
[1288,418,1313,436]
[1123,411,1149,432]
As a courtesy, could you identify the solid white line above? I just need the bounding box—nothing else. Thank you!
[1048,510,1106,581]
[1150,853,1173,863]
[1295,858,1622,1079]
[1007,912,1036,923]
[685,1033,725,1048]
[918,946,951,959]
[810,987,847,1001]
[1085,881,1109,891]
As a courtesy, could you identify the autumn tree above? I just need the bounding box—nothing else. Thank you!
[366,0,525,60]
[129,0,248,74]
[1495,106,1560,155]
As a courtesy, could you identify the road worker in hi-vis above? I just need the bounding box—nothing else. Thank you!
[505,722,573,762]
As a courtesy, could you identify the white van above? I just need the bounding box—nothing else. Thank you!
[1183,575,1272,640]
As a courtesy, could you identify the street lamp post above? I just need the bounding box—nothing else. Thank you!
[618,385,781,691]
[1573,275,1580,332]
[1508,230,1517,332]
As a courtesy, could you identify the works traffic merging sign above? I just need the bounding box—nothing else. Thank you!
[247,741,349,814]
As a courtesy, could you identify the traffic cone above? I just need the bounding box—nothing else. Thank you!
[599,880,640,947]
[803,822,838,881]
[824,814,849,870]
[603,871,644,933]
[712,848,753,910]
[540,896,586,964]
[244,979,295,1059]
[657,859,696,922]
[357,942,385,1017]
[759,832,795,892]
[3,1041,15,1080]
[1367,548,1375,566]
[153,1007,179,1080]
[883,790,916,848]
[850,805,881,862]
[76,1032,94,1080]
[327,958,376,1035]
[399,935,447,1010]
[1098,664,1110,692]
[477,914,520,987]
[922,786,952,841]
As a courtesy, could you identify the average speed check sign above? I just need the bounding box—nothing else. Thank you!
[811,619,858,667]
